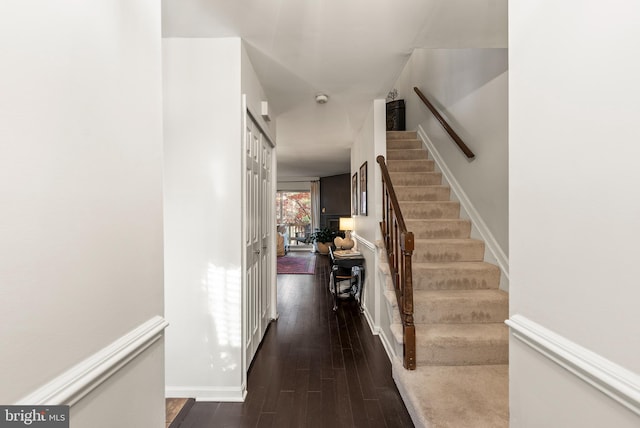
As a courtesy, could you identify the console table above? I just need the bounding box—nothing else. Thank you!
[329,248,365,312]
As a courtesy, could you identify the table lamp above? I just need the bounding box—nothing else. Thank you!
[335,217,355,250]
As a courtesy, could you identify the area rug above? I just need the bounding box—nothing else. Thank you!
[277,254,316,274]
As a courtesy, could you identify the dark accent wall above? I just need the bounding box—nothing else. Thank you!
[320,173,350,231]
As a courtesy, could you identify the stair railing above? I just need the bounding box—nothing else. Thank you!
[413,87,475,159]
[376,155,416,370]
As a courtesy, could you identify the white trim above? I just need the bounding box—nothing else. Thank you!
[362,306,378,335]
[417,125,509,290]
[354,233,375,251]
[506,314,640,416]
[377,326,396,363]
[362,304,395,364]
[241,94,249,392]
[165,386,247,402]
[245,100,275,148]
[17,316,168,406]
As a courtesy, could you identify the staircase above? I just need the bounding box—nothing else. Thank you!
[382,131,509,427]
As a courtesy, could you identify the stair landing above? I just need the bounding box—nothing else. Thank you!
[393,359,508,428]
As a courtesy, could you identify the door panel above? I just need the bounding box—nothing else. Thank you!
[244,114,273,365]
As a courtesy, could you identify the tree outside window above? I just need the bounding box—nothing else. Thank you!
[276,191,311,225]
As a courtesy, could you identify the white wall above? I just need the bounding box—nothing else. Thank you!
[163,37,247,400]
[394,48,509,256]
[350,99,396,356]
[241,42,276,141]
[352,100,387,245]
[0,1,165,426]
[510,0,640,425]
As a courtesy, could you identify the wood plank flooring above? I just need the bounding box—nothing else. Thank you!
[176,253,414,427]
[166,398,195,428]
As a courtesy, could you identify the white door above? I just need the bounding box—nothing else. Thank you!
[244,113,273,365]
[259,135,272,340]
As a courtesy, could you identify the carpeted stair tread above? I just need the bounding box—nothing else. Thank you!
[405,219,471,239]
[386,159,435,172]
[390,171,442,186]
[415,323,509,365]
[387,148,429,160]
[387,139,423,150]
[412,262,500,290]
[399,201,460,219]
[413,289,508,324]
[387,130,417,139]
[413,238,485,262]
[394,185,450,201]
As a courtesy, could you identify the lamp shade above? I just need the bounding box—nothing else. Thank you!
[339,217,354,231]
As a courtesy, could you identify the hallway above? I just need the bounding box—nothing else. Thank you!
[175,254,414,427]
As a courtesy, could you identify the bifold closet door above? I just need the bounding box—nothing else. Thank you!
[244,115,272,366]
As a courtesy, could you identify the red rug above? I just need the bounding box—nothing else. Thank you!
[277,255,316,274]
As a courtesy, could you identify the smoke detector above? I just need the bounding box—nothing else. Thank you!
[315,94,329,104]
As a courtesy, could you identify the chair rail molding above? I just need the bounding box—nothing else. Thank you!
[507,314,640,416]
[17,315,168,406]
[353,233,375,252]
[417,125,509,290]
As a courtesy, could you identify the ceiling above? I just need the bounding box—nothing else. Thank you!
[162,0,507,179]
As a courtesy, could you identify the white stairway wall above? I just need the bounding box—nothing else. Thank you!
[393,48,509,257]
[510,0,640,425]
[0,2,166,426]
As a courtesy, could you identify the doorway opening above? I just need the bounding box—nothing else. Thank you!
[276,191,312,251]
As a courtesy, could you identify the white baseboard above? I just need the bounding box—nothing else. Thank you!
[417,125,509,291]
[507,314,640,416]
[165,386,247,402]
[377,327,396,363]
[362,303,396,365]
[17,315,168,406]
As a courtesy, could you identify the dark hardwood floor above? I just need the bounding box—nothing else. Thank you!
[177,253,414,428]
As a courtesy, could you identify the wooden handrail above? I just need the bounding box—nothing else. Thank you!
[413,87,475,159]
[376,155,416,370]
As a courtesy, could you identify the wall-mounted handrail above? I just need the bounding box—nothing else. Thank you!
[413,87,475,159]
[376,155,416,370]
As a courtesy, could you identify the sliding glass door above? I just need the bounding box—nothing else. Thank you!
[276,191,312,248]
